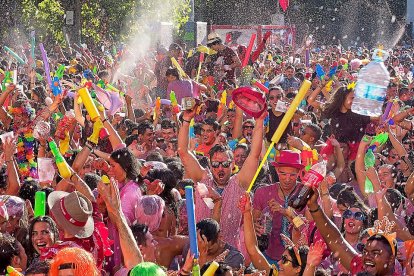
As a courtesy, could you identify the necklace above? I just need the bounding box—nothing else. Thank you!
[16,127,37,179]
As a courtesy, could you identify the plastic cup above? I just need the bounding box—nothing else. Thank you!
[33,121,50,139]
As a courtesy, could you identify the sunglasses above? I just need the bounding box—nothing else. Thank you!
[211,160,232,168]
[243,125,254,129]
[281,254,293,264]
[343,209,366,221]
[268,95,282,100]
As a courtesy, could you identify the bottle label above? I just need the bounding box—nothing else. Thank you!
[354,82,386,102]
[302,170,324,188]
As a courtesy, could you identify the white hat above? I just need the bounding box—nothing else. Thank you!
[207,32,221,45]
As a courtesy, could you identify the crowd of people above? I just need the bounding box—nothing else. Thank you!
[1,29,414,276]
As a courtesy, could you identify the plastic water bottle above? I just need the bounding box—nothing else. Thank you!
[261,208,273,235]
[289,160,327,211]
[351,49,390,117]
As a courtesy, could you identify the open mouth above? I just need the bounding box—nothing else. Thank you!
[363,260,375,271]
[348,221,355,227]
[36,242,47,248]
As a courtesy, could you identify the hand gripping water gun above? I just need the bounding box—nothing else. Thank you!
[153,97,161,121]
[6,266,23,276]
[315,64,337,92]
[252,79,269,93]
[51,76,62,96]
[2,71,12,91]
[88,101,109,144]
[170,91,180,114]
[78,87,100,122]
[367,132,389,152]
[171,57,188,78]
[185,186,201,276]
[55,110,76,154]
[48,137,72,179]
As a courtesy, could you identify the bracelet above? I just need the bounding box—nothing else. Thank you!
[102,118,108,124]
[179,268,190,276]
[309,206,320,213]
[182,119,191,123]
[292,216,305,228]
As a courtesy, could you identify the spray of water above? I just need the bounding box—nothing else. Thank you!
[112,0,189,83]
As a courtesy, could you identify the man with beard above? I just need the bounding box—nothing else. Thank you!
[178,106,265,248]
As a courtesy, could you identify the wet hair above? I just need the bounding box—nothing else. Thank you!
[208,144,233,160]
[286,245,309,276]
[322,85,354,119]
[336,186,368,211]
[366,234,396,257]
[26,259,50,275]
[125,134,139,147]
[306,123,322,141]
[32,86,47,103]
[18,178,41,208]
[83,173,101,191]
[202,118,220,131]
[234,143,250,156]
[146,168,177,207]
[28,216,59,259]
[160,119,177,131]
[110,147,142,182]
[166,68,180,80]
[146,152,164,162]
[200,262,231,276]
[385,188,403,212]
[137,121,154,136]
[177,179,194,192]
[0,233,20,274]
[166,161,184,181]
[196,218,220,244]
[130,223,149,246]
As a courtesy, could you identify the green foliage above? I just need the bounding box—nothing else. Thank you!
[21,0,65,43]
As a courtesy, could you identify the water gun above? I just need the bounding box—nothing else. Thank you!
[364,149,376,193]
[48,137,72,179]
[88,118,109,144]
[55,110,76,154]
[51,76,62,96]
[55,64,66,79]
[301,148,319,171]
[2,71,12,91]
[97,79,106,89]
[217,90,227,118]
[78,87,100,122]
[4,46,25,64]
[189,118,195,138]
[83,69,94,80]
[196,52,205,82]
[6,266,23,276]
[252,79,269,93]
[102,175,110,185]
[34,191,46,218]
[153,97,161,121]
[170,91,179,114]
[202,261,219,276]
[368,132,388,152]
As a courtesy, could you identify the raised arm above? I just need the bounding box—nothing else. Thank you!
[177,107,207,182]
[3,138,20,196]
[231,106,243,139]
[240,193,271,275]
[355,136,370,198]
[307,189,358,271]
[98,178,143,270]
[330,137,345,179]
[236,111,265,190]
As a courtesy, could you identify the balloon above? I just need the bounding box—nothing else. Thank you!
[39,43,52,88]
[242,34,256,68]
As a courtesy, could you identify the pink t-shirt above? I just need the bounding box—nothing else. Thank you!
[253,183,304,261]
[200,174,245,249]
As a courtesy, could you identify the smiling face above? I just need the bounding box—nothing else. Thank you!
[342,91,355,111]
[343,207,365,235]
[276,166,300,192]
[31,221,56,254]
[108,158,127,182]
[362,238,394,275]
[201,124,217,146]
[268,89,284,110]
[210,151,234,187]
[277,249,300,276]
[378,165,394,189]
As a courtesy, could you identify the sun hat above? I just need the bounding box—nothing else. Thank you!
[48,191,94,238]
[207,32,221,45]
[271,150,305,170]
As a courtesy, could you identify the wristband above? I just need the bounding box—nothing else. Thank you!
[102,118,108,124]
[309,206,320,213]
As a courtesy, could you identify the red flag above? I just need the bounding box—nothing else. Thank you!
[279,0,289,12]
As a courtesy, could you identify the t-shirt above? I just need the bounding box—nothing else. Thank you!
[253,183,303,261]
[167,79,194,103]
[329,110,371,143]
[195,143,214,156]
[218,46,238,81]
[266,109,292,143]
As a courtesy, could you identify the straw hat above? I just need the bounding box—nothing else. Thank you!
[48,191,94,238]
[207,32,221,45]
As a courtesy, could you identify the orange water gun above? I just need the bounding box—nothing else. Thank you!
[153,97,161,121]
[218,91,227,118]
[6,266,23,276]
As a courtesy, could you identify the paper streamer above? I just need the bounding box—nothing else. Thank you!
[247,80,311,192]
[39,43,52,88]
[4,46,25,64]
[242,34,256,68]
[185,186,199,258]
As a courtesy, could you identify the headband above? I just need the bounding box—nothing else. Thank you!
[367,216,396,256]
